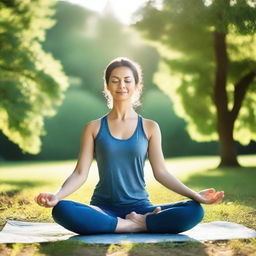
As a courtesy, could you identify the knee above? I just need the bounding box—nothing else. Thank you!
[174,200,204,233]
[52,200,70,221]
[188,200,204,222]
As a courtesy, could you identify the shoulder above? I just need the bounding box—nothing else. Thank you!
[141,116,161,140]
[83,116,103,139]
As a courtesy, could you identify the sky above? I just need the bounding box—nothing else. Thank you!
[63,0,163,24]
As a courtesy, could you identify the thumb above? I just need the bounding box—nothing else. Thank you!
[46,198,57,206]
[45,198,51,205]
[45,198,52,207]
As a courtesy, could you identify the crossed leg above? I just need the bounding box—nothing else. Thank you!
[52,200,160,234]
[52,200,118,234]
[52,200,204,235]
[87,200,204,233]
[125,200,205,233]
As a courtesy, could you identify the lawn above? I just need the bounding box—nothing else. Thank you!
[0,155,255,256]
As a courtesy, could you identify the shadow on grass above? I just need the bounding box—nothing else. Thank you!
[37,240,207,256]
[0,160,71,167]
[184,166,256,208]
[129,241,207,256]
[0,180,48,197]
[37,240,109,256]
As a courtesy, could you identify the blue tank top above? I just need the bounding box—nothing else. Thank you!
[90,113,151,207]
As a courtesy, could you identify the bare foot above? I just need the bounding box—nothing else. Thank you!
[114,207,161,233]
[125,206,161,232]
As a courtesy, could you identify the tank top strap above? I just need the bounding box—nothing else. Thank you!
[101,114,108,134]
[102,114,107,126]
[138,114,148,140]
[94,114,108,141]
[138,114,142,124]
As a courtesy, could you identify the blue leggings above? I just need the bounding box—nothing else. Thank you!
[52,200,204,235]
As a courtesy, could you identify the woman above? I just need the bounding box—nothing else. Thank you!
[35,57,224,235]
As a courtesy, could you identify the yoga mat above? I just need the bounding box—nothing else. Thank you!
[0,220,255,244]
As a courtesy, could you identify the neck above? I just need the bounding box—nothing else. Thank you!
[109,102,137,120]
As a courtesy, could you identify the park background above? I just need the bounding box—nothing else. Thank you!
[0,0,256,255]
[1,0,256,163]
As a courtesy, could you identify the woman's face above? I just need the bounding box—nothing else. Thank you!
[107,66,137,102]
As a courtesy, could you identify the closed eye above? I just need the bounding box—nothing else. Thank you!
[111,80,132,83]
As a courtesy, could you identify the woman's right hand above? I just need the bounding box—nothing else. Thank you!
[34,193,59,208]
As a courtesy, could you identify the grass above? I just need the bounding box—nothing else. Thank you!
[0,155,256,256]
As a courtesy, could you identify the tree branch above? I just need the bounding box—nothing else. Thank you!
[231,71,256,122]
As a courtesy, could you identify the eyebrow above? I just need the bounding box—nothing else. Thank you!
[111,76,132,79]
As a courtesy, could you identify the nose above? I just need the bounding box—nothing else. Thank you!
[119,80,126,88]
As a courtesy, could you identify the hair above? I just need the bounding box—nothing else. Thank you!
[102,57,144,109]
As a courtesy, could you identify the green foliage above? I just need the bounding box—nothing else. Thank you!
[36,88,107,160]
[141,89,218,156]
[0,0,69,154]
[134,0,256,145]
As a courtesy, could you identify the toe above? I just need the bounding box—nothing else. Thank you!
[125,211,136,219]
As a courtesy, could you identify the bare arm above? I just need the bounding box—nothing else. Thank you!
[147,121,224,204]
[35,121,95,207]
[54,122,95,200]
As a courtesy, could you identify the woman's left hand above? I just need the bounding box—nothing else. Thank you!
[193,188,225,204]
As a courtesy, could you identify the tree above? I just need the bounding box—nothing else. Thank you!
[43,1,160,96]
[133,0,256,166]
[0,0,68,154]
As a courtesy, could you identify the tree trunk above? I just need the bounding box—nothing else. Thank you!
[213,31,240,167]
[217,118,239,167]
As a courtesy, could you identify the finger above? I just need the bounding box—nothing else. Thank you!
[36,194,43,205]
[212,192,224,204]
[37,193,46,203]
[212,192,221,201]
[207,188,216,193]
[38,196,45,204]
[40,194,50,204]
[41,194,48,201]
[35,196,43,206]
[217,191,224,198]
[216,197,223,204]
[46,198,54,206]
[44,198,51,207]
[219,191,225,199]
[38,194,48,206]
[213,196,223,204]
